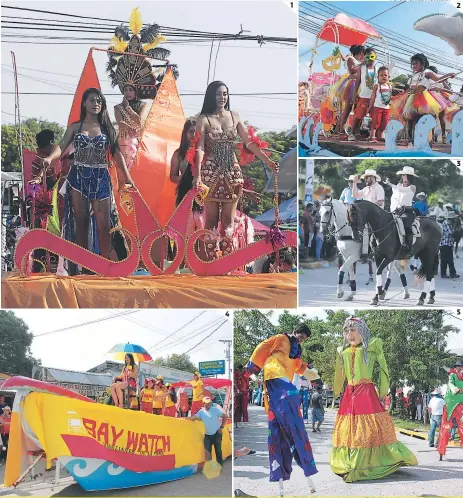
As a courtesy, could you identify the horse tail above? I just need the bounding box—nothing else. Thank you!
[416,265,426,279]
[416,252,439,279]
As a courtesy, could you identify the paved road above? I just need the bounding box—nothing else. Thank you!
[234,406,463,497]
[299,255,462,307]
[0,459,231,497]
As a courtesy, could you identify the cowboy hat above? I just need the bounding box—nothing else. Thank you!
[397,166,419,177]
[452,360,463,368]
[202,396,212,404]
[2,406,11,412]
[345,175,356,181]
[438,198,444,203]
[360,169,381,181]
[416,192,426,197]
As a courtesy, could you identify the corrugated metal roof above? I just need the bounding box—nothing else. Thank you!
[44,367,113,386]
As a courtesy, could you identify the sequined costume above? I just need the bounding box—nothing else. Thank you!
[437,367,463,456]
[330,337,417,482]
[115,103,143,170]
[60,125,127,275]
[201,112,244,204]
[247,334,318,482]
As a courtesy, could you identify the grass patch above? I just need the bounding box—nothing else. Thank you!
[392,417,430,432]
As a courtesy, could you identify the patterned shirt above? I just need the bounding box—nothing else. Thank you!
[440,220,454,247]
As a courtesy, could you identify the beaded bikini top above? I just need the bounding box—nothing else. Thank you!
[73,123,109,165]
[204,113,238,169]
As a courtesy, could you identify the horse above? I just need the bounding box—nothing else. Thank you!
[347,200,442,305]
[320,198,410,302]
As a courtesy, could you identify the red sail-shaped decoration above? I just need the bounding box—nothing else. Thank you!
[68,49,101,125]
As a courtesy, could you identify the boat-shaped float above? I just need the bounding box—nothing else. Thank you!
[2,376,232,492]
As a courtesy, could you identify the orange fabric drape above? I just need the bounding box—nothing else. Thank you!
[1,274,297,309]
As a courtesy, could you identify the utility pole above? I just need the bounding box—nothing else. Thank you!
[220,339,232,380]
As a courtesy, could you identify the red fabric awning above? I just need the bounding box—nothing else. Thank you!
[318,13,381,47]
[173,378,231,389]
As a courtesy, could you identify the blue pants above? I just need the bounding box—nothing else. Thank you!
[429,415,442,445]
[315,237,323,260]
[300,389,309,421]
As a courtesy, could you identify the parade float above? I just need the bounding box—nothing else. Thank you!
[1,376,232,492]
[1,9,297,309]
[299,11,463,157]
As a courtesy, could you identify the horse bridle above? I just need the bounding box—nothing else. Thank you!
[320,200,349,237]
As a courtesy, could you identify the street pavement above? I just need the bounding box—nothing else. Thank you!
[234,405,463,497]
[299,255,462,307]
[0,459,231,497]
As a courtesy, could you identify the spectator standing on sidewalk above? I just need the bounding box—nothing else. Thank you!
[428,389,445,447]
[416,392,423,422]
[311,385,325,433]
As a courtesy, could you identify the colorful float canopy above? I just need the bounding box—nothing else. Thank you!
[108,343,153,363]
[318,13,382,47]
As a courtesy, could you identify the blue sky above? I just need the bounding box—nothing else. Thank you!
[299,1,462,91]
[1,1,296,132]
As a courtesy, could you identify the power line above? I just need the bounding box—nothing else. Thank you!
[149,317,226,356]
[182,321,227,355]
[146,311,207,352]
[366,1,406,21]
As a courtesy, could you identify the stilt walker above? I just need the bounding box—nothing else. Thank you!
[246,324,319,496]
[330,316,418,482]
[437,360,463,460]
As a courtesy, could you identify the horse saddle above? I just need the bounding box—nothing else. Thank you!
[393,214,421,247]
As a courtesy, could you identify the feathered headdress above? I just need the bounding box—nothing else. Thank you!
[106,8,178,100]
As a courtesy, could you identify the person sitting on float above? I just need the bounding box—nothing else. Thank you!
[110,353,139,409]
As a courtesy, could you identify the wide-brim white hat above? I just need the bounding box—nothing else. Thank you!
[397,166,418,177]
[431,388,441,395]
[345,175,356,181]
[438,198,444,203]
[416,192,426,197]
[360,169,381,182]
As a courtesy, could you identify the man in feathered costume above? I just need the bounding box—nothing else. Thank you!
[246,323,319,496]
[437,359,463,459]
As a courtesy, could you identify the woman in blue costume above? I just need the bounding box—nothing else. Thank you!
[40,88,134,275]
[246,324,319,496]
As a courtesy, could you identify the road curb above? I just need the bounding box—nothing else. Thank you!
[396,427,459,446]
[299,261,337,270]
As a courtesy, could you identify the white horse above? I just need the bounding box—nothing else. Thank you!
[320,198,410,301]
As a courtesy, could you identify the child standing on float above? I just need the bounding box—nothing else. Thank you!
[391,53,455,144]
[140,378,155,414]
[348,47,378,141]
[334,45,365,138]
[368,66,392,142]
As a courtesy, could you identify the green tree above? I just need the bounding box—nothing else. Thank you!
[233,310,275,367]
[0,310,41,376]
[1,118,65,172]
[233,309,458,395]
[153,353,196,373]
[241,129,296,219]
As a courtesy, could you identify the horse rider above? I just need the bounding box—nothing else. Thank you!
[339,175,356,205]
[352,169,385,257]
[413,192,429,216]
[385,166,418,253]
[430,199,446,222]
